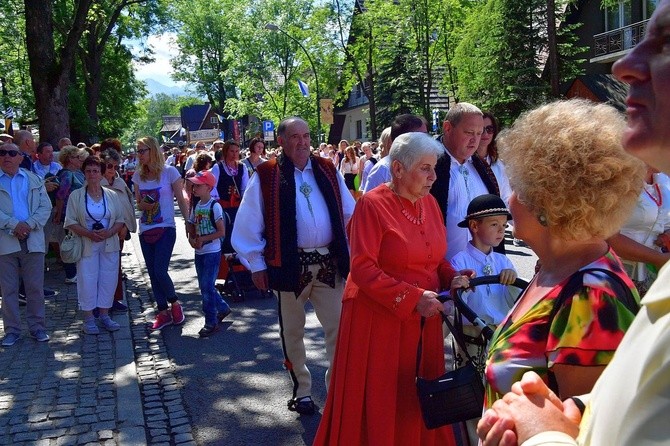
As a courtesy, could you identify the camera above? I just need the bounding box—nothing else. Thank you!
[143,195,156,204]
[92,222,104,231]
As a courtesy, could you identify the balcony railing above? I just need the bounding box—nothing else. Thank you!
[593,20,648,59]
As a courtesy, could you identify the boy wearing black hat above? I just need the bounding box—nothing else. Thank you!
[450,194,519,330]
[449,194,520,445]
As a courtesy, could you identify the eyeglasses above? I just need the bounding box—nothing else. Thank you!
[0,149,19,157]
[137,148,150,155]
[484,125,495,134]
[106,163,120,170]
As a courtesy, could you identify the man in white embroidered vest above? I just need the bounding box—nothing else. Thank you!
[0,142,52,346]
[232,117,355,415]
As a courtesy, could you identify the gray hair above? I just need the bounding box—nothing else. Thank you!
[101,148,121,164]
[389,132,444,169]
[378,127,392,151]
[0,142,19,152]
[445,102,483,127]
[13,130,33,148]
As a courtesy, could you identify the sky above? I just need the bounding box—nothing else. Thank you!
[132,33,185,88]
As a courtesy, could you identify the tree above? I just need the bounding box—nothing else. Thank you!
[453,0,586,124]
[25,0,91,145]
[74,0,166,142]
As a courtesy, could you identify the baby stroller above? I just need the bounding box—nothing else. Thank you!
[438,275,529,373]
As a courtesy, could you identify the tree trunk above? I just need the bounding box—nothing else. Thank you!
[547,0,560,97]
[25,0,91,145]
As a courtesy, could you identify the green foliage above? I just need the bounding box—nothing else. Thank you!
[119,93,201,147]
[453,0,586,124]
[0,0,35,122]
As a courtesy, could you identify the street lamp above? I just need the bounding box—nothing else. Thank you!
[265,23,322,142]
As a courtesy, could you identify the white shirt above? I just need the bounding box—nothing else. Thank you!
[619,172,670,281]
[188,198,224,255]
[358,157,377,192]
[450,242,519,325]
[362,156,391,193]
[445,152,489,260]
[231,158,355,273]
[132,166,182,232]
[483,155,513,206]
[32,161,62,179]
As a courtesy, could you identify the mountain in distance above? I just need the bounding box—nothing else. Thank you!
[142,78,190,97]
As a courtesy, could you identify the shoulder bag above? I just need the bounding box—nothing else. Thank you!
[416,312,485,429]
[60,230,83,263]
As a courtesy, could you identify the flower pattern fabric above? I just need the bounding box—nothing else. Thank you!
[484,249,639,407]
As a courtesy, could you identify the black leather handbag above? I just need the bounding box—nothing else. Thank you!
[415,313,485,429]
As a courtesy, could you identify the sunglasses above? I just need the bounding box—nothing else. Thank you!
[484,125,495,134]
[0,149,20,157]
[137,148,150,155]
[106,163,120,170]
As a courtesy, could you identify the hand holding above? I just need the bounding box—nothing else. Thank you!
[251,270,269,291]
[499,269,517,285]
[415,290,443,318]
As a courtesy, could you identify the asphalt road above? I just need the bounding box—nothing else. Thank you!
[131,211,537,446]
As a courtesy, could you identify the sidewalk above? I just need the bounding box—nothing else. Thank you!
[0,242,194,445]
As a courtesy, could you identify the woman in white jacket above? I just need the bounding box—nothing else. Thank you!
[64,156,126,335]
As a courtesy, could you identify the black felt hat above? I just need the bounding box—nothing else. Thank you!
[457,194,512,228]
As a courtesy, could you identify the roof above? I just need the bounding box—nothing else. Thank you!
[180,104,212,131]
[160,116,182,133]
[563,74,628,111]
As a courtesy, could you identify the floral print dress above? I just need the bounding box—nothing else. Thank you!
[484,249,639,407]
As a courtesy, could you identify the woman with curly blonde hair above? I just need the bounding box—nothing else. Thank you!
[483,99,645,409]
[133,136,190,330]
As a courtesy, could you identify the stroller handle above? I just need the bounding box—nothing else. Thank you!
[437,274,530,342]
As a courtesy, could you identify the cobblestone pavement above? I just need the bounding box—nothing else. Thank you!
[0,243,194,446]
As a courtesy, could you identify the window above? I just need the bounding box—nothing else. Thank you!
[645,0,658,19]
[210,117,218,124]
[605,1,632,31]
[356,120,363,140]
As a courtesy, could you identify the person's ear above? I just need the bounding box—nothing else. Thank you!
[391,159,404,179]
[468,219,479,232]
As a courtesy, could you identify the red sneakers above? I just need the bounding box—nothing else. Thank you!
[171,302,185,325]
[152,311,173,330]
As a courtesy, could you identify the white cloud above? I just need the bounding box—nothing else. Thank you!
[132,33,186,88]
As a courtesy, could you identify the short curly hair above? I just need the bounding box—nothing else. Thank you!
[499,99,645,241]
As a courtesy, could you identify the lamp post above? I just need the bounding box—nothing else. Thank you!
[265,23,321,142]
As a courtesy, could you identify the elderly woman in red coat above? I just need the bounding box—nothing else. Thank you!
[314,132,470,445]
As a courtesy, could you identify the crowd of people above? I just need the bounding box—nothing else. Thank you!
[1,3,670,444]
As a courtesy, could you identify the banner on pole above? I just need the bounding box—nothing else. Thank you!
[320,99,333,125]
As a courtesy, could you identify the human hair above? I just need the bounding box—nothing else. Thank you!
[101,148,121,164]
[482,111,500,162]
[390,114,427,141]
[100,138,122,153]
[499,99,645,241]
[277,117,306,139]
[136,136,164,181]
[82,155,106,175]
[13,130,33,148]
[378,127,392,152]
[445,102,483,127]
[194,152,212,172]
[344,146,357,163]
[222,139,240,158]
[248,137,266,155]
[36,142,53,154]
[338,139,349,148]
[58,145,87,166]
[194,140,206,149]
[389,132,444,169]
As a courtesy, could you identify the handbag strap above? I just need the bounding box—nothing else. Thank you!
[415,306,479,380]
